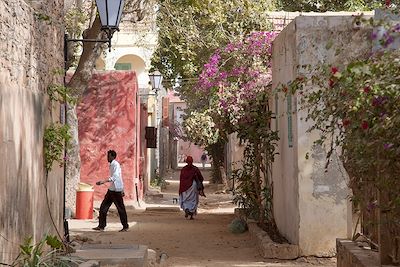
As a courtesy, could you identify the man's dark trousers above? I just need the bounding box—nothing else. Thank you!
[98,190,128,229]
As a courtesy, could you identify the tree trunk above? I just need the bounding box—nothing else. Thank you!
[65,104,80,212]
[64,16,103,212]
[219,166,228,189]
[254,143,264,225]
[208,139,227,186]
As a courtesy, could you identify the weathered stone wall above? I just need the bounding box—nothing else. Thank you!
[0,0,64,264]
[272,14,373,256]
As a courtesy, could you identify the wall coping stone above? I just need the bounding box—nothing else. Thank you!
[234,208,299,259]
[337,238,383,267]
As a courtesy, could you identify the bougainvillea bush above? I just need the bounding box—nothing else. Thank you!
[184,31,280,226]
[197,31,277,132]
[302,50,400,207]
[182,110,220,146]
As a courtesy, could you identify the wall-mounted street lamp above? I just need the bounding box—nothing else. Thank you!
[96,0,125,45]
[148,70,163,95]
[64,0,125,67]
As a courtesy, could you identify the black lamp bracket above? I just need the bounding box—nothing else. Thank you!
[64,30,117,71]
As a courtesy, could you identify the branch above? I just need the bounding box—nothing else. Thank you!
[67,15,104,98]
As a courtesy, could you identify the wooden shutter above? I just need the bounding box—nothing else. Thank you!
[162,97,169,127]
[145,126,157,148]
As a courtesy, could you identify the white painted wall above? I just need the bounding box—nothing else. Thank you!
[271,21,300,246]
[272,14,373,256]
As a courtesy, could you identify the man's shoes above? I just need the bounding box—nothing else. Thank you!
[119,227,129,232]
[92,226,104,231]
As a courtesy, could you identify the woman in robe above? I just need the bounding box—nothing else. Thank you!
[179,156,205,219]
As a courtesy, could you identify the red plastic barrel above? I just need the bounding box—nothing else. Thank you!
[75,190,94,219]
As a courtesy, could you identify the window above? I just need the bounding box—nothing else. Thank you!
[145,127,157,148]
[114,63,132,70]
[287,94,293,148]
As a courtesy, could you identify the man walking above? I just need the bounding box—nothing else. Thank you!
[93,150,129,232]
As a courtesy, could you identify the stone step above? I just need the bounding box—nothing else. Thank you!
[145,206,181,212]
[72,244,148,267]
[146,193,164,199]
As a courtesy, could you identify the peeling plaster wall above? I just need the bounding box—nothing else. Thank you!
[272,15,373,256]
[0,0,64,263]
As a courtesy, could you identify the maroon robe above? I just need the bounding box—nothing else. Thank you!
[179,164,204,194]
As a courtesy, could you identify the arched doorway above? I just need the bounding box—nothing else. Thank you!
[114,54,147,89]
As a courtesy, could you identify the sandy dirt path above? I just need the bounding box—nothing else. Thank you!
[70,169,336,266]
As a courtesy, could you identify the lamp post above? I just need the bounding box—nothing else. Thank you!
[62,0,125,243]
[148,70,163,94]
[147,71,163,189]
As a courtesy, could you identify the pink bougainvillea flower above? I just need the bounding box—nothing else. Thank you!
[372,96,388,107]
[383,143,394,149]
[224,43,235,53]
[342,119,351,127]
[367,200,378,212]
[331,67,338,74]
[220,100,228,110]
[363,86,371,93]
[383,35,395,48]
[394,24,400,32]
[219,71,228,79]
[361,121,369,130]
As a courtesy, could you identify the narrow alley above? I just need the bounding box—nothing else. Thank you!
[69,168,336,267]
[2,1,399,266]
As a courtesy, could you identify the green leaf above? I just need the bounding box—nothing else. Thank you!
[46,235,63,249]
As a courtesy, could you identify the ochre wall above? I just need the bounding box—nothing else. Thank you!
[77,71,142,201]
[0,0,64,263]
